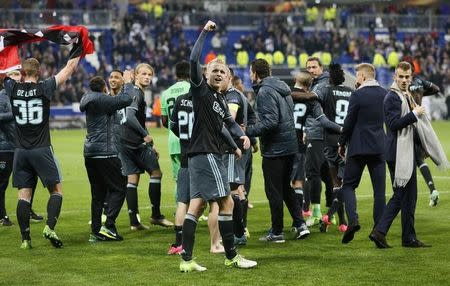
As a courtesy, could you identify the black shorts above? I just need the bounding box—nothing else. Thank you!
[13,146,62,188]
[176,167,190,204]
[189,153,230,202]
[324,146,345,179]
[222,153,245,187]
[305,139,325,178]
[119,144,160,176]
[291,152,306,182]
[0,152,14,187]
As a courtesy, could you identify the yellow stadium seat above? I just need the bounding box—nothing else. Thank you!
[273,51,285,65]
[287,54,297,68]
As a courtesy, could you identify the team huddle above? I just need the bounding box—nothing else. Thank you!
[0,20,448,272]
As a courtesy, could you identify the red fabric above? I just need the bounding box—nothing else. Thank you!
[47,25,95,57]
[0,25,94,73]
[0,46,21,73]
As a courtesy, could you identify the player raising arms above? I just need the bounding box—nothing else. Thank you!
[178,20,257,272]
[4,52,80,249]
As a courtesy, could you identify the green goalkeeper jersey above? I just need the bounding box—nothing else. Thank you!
[161,80,190,155]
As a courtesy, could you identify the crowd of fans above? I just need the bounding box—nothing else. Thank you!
[1,1,449,112]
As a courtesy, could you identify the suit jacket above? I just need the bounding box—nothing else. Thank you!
[339,83,387,157]
[383,89,418,162]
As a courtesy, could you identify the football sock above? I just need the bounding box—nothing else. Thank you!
[242,199,248,228]
[17,199,31,241]
[175,225,183,246]
[149,178,162,218]
[419,163,436,194]
[181,213,197,262]
[126,183,139,225]
[303,180,311,212]
[218,214,237,260]
[294,188,304,211]
[231,195,245,238]
[312,204,321,217]
[47,193,62,229]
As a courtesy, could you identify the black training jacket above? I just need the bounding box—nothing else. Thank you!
[80,87,132,157]
[247,76,298,157]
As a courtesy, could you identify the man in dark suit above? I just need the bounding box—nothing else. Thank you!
[369,62,428,248]
[338,63,387,244]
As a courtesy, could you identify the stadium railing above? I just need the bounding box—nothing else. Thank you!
[3,9,447,32]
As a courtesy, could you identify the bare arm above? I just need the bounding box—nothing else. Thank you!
[55,56,80,87]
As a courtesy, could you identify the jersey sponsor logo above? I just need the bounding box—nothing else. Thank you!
[213,101,225,118]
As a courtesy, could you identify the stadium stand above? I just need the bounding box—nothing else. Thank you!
[1,0,449,119]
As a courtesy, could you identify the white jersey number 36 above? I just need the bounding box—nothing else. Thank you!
[13,99,43,125]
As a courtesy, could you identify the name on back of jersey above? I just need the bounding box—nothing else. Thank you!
[332,90,351,97]
[181,99,192,107]
[16,88,38,98]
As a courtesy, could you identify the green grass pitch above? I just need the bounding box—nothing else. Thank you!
[1,122,449,285]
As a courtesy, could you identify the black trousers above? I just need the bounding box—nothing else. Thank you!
[85,157,127,233]
[262,155,304,235]
[376,161,418,243]
[0,152,14,218]
[341,154,386,226]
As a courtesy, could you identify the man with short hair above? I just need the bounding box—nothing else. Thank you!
[231,73,257,237]
[161,61,191,200]
[295,57,335,227]
[169,88,224,255]
[232,75,245,93]
[88,69,124,222]
[370,62,446,248]
[247,58,310,243]
[222,68,251,246]
[80,75,133,242]
[291,70,343,234]
[4,54,80,249]
[319,63,353,233]
[179,20,256,272]
[338,63,387,244]
[119,63,173,230]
